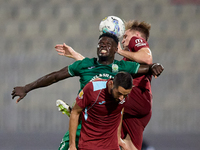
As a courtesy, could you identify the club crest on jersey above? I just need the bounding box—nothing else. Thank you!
[112,64,119,73]
[78,90,84,99]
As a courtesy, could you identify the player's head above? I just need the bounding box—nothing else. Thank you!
[108,72,133,102]
[99,32,119,44]
[97,33,119,61]
[122,20,151,48]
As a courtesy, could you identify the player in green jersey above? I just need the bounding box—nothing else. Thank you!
[12,33,164,149]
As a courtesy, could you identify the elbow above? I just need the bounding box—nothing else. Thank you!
[145,58,153,65]
[141,57,152,65]
[144,54,153,65]
[136,53,153,65]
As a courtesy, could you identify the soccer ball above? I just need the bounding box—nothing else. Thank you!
[99,16,125,38]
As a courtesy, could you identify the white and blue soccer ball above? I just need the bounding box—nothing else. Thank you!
[99,16,125,38]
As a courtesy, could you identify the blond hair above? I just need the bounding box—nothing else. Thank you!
[125,20,151,41]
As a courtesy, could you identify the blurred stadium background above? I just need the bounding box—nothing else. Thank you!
[1,0,200,149]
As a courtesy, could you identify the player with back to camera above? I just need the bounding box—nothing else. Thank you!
[56,19,156,150]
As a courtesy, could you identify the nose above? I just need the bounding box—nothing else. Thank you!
[100,44,106,49]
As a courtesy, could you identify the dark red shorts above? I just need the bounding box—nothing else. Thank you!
[121,86,152,150]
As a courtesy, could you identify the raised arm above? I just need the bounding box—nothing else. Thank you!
[12,66,71,103]
[55,43,85,61]
[117,43,152,65]
[69,102,83,150]
[137,63,164,78]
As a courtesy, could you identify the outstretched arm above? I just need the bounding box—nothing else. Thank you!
[12,66,71,103]
[69,102,83,150]
[55,43,85,61]
[136,63,164,78]
[117,42,152,65]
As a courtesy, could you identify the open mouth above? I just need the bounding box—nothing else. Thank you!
[100,49,107,54]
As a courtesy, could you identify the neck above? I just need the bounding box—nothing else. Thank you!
[98,57,114,65]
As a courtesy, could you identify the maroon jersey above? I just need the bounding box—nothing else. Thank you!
[123,36,152,93]
[122,36,153,150]
[76,79,125,150]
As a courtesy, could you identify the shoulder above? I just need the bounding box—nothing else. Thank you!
[91,80,107,91]
[79,57,98,66]
[69,57,97,69]
[115,59,139,65]
[130,36,147,43]
[114,59,140,74]
[70,57,96,65]
[82,57,97,62]
[129,36,149,51]
[83,80,107,95]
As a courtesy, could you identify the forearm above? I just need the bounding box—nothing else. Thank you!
[137,63,164,77]
[25,66,70,93]
[118,108,124,139]
[118,108,128,149]
[24,73,59,92]
[118,48,152,64]
[137,64,150,74]
[69,110,80,147]
[73,52,85,61]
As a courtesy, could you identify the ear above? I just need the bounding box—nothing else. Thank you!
[135,31,141,37]
[115,47,118,53]
[108,80,113,87]
[108,80,114,93]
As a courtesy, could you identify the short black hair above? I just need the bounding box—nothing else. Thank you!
[99,32,119,44]
[113,72,133,90]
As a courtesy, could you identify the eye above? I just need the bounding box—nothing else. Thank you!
[107,43,112,46]
[98,43,103,47]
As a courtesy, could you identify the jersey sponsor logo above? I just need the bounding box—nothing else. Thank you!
[119,98,125,104]
[98,101,106,105]
[135,39,143,43]
[88,66,95,69]
[135,39,147,47]
[112,64,119,73]
[90,74,113,81]
[78,90,84,99]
